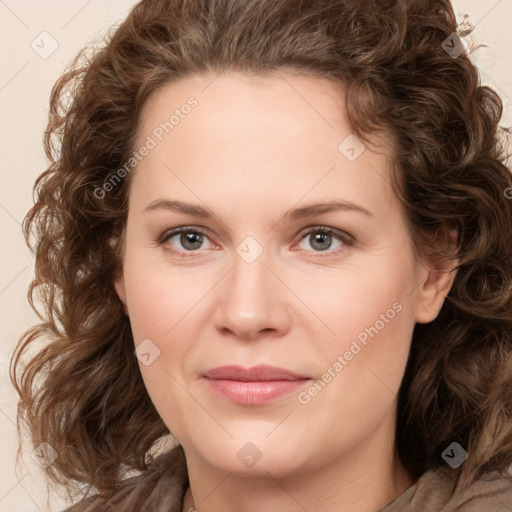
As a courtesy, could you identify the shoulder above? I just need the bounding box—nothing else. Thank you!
[60,445,188,512]
[381,465,512,512]
[446,467,512,512]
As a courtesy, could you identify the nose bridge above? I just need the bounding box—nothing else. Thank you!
[215,240,290,337]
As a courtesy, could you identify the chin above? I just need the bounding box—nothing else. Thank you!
[184,431,313,478]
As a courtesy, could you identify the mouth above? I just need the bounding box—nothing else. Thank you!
[202,365,311,405]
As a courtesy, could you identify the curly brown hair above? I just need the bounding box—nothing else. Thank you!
[10,0,512,500]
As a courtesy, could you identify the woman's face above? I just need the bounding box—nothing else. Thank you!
[115,71,452,478]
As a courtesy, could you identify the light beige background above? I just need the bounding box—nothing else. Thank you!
[1,1,511,510]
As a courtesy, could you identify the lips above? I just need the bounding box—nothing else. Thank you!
[204,365,308,381]
[203,365,310,405]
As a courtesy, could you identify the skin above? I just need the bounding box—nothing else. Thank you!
[114,70,458,512]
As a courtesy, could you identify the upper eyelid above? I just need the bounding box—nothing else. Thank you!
[296,225,351,240]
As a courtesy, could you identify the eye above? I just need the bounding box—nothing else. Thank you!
[159,227,216,254]
[295,227,353,255]
[157,225,354,257]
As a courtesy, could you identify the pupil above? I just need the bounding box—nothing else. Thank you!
[181,232,203,250]
[311,232,332,251]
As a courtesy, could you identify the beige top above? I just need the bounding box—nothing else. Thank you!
[63,446,512,511]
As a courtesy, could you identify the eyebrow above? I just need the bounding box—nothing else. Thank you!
[143,199,374,219]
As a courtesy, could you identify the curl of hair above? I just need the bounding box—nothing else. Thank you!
[10,0,512,498]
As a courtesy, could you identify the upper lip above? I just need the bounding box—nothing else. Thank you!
[203,365,309,382]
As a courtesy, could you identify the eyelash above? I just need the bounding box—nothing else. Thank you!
[156,226,355,258]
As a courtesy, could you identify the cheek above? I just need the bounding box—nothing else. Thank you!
[308,255,416,397]
[307,254,414,344]
[125,259,198,435]
[123,252,209,414]
[301,300,414,452]
[123,250,212,342]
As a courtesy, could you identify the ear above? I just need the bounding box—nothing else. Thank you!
[414,229,459,324]
[114,272,128,313]
[110,233,128,315]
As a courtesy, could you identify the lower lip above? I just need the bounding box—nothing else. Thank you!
[205,378,309,405]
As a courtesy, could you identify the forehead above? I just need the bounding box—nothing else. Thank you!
[130,71,397,220]
[136,70,349,150]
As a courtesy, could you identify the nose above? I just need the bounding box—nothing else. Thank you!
[213,247,293,340]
